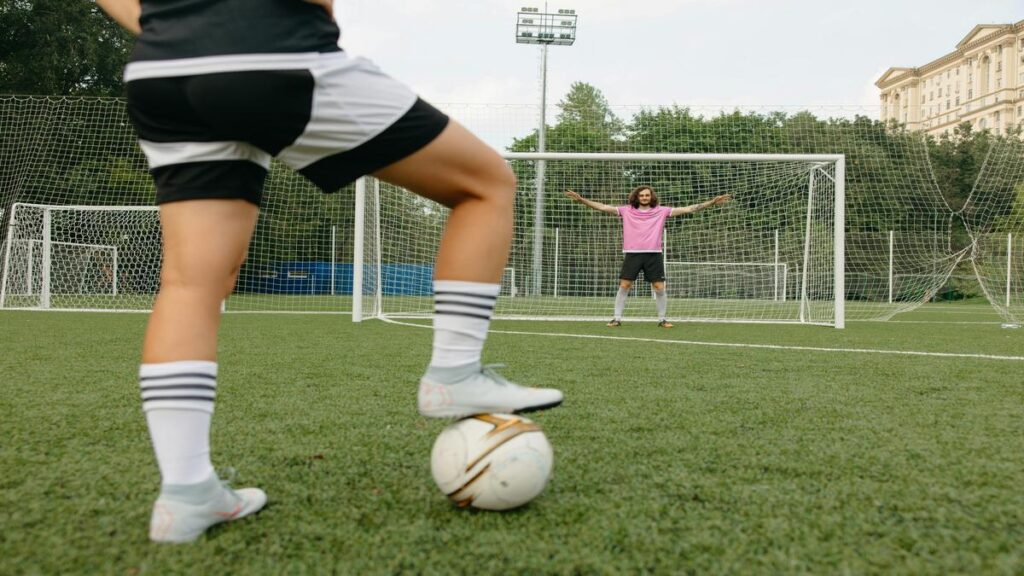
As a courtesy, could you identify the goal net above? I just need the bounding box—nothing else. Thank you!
[0,96,970,320]
[963,137,1024,325]
[0,203,160,311]
[356,153,847,327]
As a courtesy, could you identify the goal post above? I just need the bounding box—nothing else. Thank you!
[355,152,846,327]
[0,203,160,311]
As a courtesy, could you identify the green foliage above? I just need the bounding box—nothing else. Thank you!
[0,0,133,96]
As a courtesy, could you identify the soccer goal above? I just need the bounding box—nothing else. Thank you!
[0,203,161,311]
[355,152,846,327]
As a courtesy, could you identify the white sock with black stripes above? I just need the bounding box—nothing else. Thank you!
[139,360,217,486]
[430,280,500,368]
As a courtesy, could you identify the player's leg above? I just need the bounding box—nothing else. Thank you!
[648,255,671,327]
[613,256,641,325]
[610,279,633,326]
[140,199,267,543]
[143,199,257,362]
[127,65,283,543]
[372,121,512,282]
[372,121,563,418]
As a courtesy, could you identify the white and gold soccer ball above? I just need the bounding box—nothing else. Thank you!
[430,413,553,511]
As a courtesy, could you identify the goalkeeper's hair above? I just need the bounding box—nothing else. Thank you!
[628,186,658,208]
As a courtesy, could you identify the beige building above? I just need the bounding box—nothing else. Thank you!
[876,20,1024,136]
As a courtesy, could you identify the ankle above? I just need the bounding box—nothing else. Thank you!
[159,473,223,503]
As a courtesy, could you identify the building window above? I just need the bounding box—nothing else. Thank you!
[968,89,973,99]
[946,100,950,110]
[956,96,960,106]
[980,117,987,129]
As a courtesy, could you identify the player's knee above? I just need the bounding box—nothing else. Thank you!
[453,156,515,209]
[161,265,238,300]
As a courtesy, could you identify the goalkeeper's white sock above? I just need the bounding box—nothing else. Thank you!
[654,287,668,320]
[613,286,629,319]
[140,361,217,486]
[430,280,500,368]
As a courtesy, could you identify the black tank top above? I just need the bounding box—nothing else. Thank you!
[131,0,342,62]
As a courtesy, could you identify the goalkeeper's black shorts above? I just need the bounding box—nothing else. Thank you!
[620,252,665,283]
[124,51,449,206]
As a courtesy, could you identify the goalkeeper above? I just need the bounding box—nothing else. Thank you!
[565,186,730,327]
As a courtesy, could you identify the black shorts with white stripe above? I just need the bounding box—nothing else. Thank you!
[125,52,449,205]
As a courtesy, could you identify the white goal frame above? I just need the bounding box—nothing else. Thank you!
[0,203,158,311]
[5,239,119,298]
[355,152,846,328]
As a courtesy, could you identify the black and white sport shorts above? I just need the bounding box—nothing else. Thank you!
[124,52,450,205]
[620,252,666,283]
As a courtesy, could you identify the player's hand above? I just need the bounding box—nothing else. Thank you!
[712,194,732,205]
[565,189,583,202]
[302,0,334,19]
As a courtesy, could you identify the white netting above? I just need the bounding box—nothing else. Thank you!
[1,96,1002,321]
[0,96,356,313]
[963,137,1024,324]
[0,204,160,311]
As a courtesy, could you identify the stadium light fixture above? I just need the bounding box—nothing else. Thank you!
[515,5,577,296]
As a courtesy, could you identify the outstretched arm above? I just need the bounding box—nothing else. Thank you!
[669,194,731,217]
[96,0,141,34]
[564,189,618,215]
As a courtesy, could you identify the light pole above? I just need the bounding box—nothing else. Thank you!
[516,5,577,296]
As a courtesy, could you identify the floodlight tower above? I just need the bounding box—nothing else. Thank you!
[516,5,577,296]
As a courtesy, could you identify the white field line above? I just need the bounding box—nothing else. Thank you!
[380,318,1024,362]
[857,319,1003,325]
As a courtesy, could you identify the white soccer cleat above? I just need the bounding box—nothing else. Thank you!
[418,363,563,419]
[149,472,267,543]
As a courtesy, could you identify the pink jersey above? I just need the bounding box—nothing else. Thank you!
[617,205,671,252]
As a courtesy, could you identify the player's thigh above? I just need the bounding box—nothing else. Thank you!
[159,199,259,287]
[645,254,666,285]
[373,121,515,209]
[620,254,645,282]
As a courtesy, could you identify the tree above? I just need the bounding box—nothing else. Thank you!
[0,0,133,96]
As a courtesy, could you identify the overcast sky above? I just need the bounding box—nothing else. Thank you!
[333,0,1021,147]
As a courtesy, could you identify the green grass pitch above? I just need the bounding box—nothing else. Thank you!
[1,302,1022,573]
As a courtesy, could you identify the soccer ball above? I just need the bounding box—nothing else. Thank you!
[430,413,553,511]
